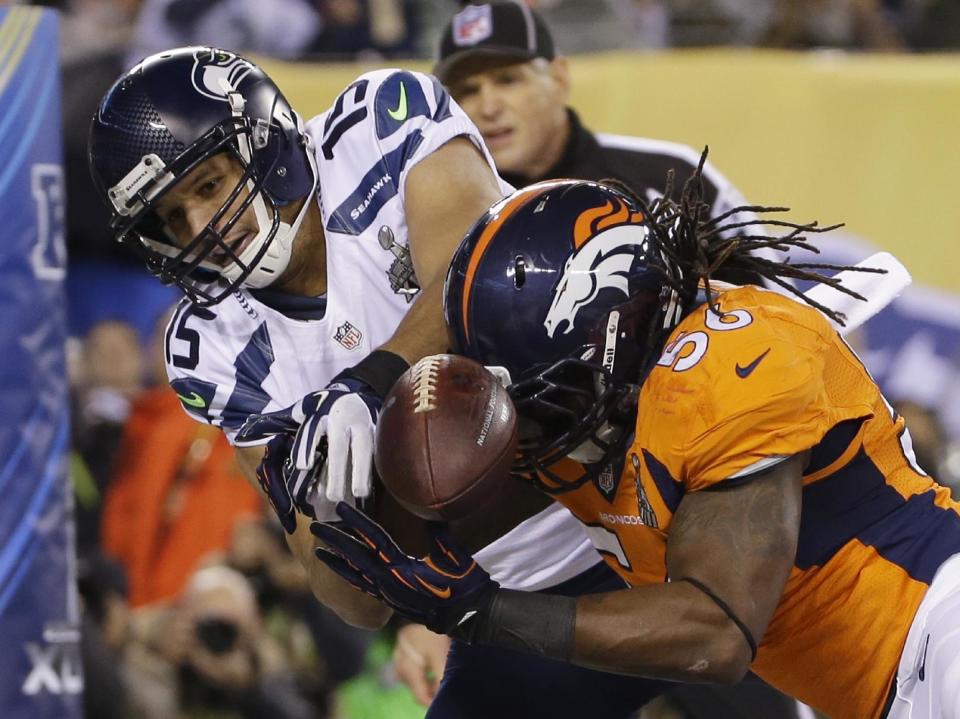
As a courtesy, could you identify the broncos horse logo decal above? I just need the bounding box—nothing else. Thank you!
[543,199,647,338]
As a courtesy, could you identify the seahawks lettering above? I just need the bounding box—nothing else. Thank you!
[351,173,392,220]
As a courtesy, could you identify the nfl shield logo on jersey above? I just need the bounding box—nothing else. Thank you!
[453,4,493,46]
[334,321,363,351]
[595,462,622,503]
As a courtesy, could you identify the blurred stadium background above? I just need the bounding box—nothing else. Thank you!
[1,0,959,717]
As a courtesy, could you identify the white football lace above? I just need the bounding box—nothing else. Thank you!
[411,355,443,413]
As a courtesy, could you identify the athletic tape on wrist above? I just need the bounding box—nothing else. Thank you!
[466,589,576,662]
[346,349,410,399]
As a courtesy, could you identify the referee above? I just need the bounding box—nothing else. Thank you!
[433,1,752,226]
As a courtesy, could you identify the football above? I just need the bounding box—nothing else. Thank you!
[374,354,518,522]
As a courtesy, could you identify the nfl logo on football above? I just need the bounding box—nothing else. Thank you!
[334,321,362,351]
[453,4,493,46]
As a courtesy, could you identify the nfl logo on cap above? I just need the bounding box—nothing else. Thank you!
[453,4,493,46]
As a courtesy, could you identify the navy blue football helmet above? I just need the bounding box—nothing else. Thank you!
[444,180,679,493]
[89,47,318,306]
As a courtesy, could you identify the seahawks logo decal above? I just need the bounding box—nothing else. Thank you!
[543,199,647,338]
[191,49,253,101]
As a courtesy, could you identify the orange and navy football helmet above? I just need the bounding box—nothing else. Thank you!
[444,180,677,492]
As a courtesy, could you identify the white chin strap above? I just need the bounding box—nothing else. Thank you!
[221,139,319,288]
[220,101,319,290]
[219,185,311,289]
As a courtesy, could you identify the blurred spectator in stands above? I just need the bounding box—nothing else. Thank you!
[55,0,178,388]
[57,0,143,264]
[126,0,322,64]
[765,0,906,50]
[227,518,376,688]
[666,0,776,46]
[57,0,140,62]
[892,399,950,481]
[907,0,960,49]
[311,0,415,57]
[420,0,660,54]
[606,0,671,49]
[100,309,261,607]
[890,399,960,498]
[71,319,144,551]
[125,0,414,65]
[77,551,132,719]
[944,441,960,496]
[529,0,668,52]
[126,565,320,718]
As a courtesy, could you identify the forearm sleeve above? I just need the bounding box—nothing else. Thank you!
[457,589,577,662]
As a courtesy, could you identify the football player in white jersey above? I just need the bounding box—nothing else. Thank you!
[88,47,670,716]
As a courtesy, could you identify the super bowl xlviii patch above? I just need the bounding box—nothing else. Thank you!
[334,321,363,351]
[632,453,659,528]
[453,4,493,46]
[378,225,420,302]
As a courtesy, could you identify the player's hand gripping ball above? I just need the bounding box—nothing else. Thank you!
[375,354,518,521]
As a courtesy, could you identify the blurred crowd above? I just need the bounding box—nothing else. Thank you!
[9,0,957,716]
[35,0,960,66]
[68,310,399,718]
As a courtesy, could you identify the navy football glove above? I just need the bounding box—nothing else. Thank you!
[236,374,380,509]
[312,503,500,635]
[254,434,302,534]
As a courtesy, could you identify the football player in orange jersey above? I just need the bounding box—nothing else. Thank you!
[311,156,960,719]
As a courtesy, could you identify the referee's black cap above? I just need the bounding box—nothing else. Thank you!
[434,2,556,84]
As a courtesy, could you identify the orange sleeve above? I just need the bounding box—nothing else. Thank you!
[641,290,875,492]
[681,339,828,489]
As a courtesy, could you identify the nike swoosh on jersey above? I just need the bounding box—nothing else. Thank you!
[388,82,408,121]
[177,392,207,408]
[415,576,452,599]
[735,348,771,378]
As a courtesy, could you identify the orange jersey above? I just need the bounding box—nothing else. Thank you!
[550,285,960,719]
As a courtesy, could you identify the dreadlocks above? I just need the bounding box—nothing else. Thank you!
[604,148,885,327]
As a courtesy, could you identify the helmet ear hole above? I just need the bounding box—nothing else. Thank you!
[513,255,527,289]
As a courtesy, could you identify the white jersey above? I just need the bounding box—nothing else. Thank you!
[164,69,601,591]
